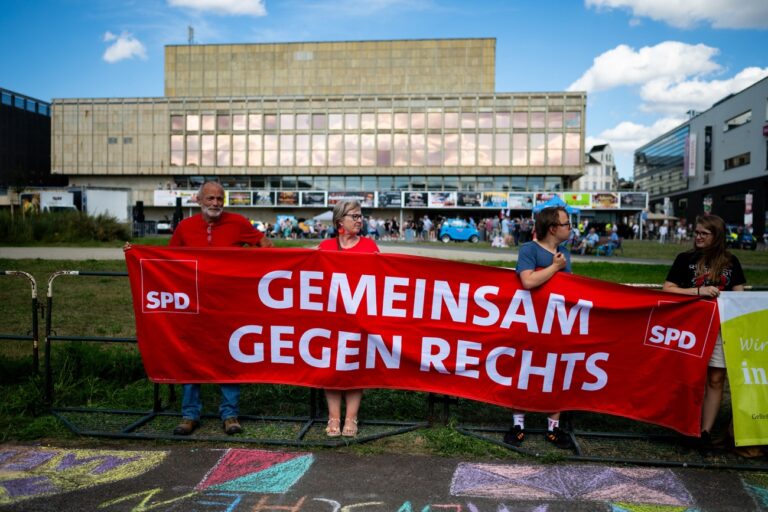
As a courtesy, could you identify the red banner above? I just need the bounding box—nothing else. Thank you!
[125,246,720,435]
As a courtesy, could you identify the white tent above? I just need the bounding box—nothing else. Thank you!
[312,210,333,222]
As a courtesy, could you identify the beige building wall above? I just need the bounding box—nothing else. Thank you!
[165,39,496,97]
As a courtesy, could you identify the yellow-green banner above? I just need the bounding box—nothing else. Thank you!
[720,291,768,447]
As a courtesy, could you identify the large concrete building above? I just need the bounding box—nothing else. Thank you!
[48,38,643,223]
[634,76,768,237]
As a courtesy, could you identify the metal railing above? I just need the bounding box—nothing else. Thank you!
[1,270,40,372]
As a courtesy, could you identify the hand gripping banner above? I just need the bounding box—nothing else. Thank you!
[125,246,720,435]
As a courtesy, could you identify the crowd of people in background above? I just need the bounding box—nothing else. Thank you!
[249,211,763,254]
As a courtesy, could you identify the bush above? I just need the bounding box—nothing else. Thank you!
[0,210,130,244]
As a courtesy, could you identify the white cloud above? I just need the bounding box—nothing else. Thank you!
[568,41,720,93]
[586,0,768,29]
[639,67,768,114]
[102,32,148,63]
[595,117,686,153]
[168,0,267,16]
[588,117,687,178]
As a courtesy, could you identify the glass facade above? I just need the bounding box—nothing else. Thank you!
[169,104,583,170]
[634,125,689,196]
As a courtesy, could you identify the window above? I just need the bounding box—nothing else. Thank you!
[724,110,751,132]
[217,114,230,131]
[203,135,216,166]
[186,114,200,131]
[216,135,230,166]
[565,111,581,129]
[123,137,133,144]
[186,135,200,166]
[1,92,11,105]
[724,152,750,170]
[202,114,215,131]
[107,137,118,144]
[296,114,310,130]
[312,114,327,130]
[170,135,184,166]
[171,115,184,131]
[233,114,247,131]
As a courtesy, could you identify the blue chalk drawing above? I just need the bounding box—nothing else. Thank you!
[206,454,314,493]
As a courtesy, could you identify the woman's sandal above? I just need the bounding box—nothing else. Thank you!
[342,417,358,437]
[325,418,341,437]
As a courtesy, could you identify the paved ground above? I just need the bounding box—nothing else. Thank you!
[1,442,766,511]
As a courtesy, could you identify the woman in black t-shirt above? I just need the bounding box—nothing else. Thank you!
[663,214,746,446]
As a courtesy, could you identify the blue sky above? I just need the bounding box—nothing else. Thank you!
[2,0,767,179]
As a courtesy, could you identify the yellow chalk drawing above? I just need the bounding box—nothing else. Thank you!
[0,447,167,505]
[99,487,198,511]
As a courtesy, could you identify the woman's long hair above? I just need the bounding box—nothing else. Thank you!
[691,214,731,283]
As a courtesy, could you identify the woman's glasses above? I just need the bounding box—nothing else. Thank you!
[694,231,712,238]
[344,214,363,221]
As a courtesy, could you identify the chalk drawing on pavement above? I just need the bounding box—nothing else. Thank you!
[0,447,167,505]
[197,449,314,494]
[450,463,694,507]
[744,482,768,509]
[610,504,700,512]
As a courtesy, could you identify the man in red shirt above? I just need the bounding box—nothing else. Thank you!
[169,181,272,436]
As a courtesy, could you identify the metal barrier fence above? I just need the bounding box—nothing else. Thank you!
[1,270,40,373]
[42,270,425,446]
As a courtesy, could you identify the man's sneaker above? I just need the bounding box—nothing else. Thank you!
[503,425,525,446]
[172,419,199,436]
[223,417,243,435]
[545,427,574,449]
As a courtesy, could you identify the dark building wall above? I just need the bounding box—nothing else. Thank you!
[0,89,63,189]
[649,175,767,236]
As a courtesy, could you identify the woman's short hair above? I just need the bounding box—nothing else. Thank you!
[534,206,567,240]
[332,200,362,229]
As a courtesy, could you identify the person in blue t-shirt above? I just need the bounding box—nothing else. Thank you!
[504,206,575,450]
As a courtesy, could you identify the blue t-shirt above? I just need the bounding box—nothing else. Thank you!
[516,241,572,274]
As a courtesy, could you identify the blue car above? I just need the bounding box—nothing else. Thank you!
[439,218,480,243]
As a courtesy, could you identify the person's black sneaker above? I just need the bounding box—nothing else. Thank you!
[545,427,574,449]
[503,425,525,446]
[698,430,713,455]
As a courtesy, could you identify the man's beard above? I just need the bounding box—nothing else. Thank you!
[202,206,222,219]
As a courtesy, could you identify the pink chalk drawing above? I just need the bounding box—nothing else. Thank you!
[0,447,167,505]
[197,449,314,494]
[450,463,694,506]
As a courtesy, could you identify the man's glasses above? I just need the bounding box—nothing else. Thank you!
[345,214,363,220]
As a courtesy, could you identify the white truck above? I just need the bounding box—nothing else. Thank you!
[40,190,77,212]
[78,188,131,223]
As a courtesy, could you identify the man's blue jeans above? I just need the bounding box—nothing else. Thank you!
[181,384,240,421]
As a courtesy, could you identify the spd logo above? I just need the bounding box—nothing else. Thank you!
[643,299,717,358]
[140,259,199,314]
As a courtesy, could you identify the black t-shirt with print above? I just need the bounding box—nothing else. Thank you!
[665,250,746,290]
